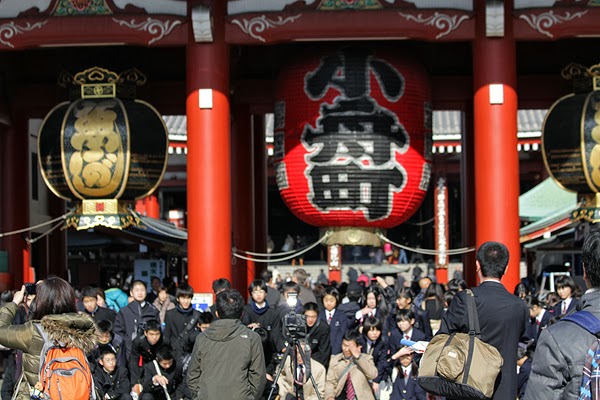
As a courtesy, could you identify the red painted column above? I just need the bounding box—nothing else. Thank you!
[253,114,268,281]
[473,0,520,291]
[186,0,231,293]
[144,195,160,219]
[231,104,254,295]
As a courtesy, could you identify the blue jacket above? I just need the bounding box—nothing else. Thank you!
[105,288,129,313]
[362,335,391,383]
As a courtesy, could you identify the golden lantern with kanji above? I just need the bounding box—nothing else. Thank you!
[38,67,168,229]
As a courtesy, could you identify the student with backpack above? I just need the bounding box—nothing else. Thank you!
[527,230,600,399]
[0,276,97,400]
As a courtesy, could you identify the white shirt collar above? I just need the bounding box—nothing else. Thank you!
[536,309,545,323]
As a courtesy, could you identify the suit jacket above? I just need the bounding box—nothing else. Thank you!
[438,281,529,400]
[319,309,350,355]
[325,353,378,400]
[277,357,326,400]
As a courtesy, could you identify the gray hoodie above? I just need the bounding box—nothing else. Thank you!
[186,318,266,400]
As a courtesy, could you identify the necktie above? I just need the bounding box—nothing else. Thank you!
[404,369,408,384]
[346,373,356,400]
[296,364,305,383]
[562,302,567,314]
[405,334,410,341]
[328,312,332,324]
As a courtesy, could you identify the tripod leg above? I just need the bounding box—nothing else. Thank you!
[268,346,293,400]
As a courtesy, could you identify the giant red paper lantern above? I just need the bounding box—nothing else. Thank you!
[274,47,432,230]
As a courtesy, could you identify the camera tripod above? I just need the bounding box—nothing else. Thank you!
[267,340,323,400]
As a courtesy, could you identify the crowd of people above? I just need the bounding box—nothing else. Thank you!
[0,235,598,399]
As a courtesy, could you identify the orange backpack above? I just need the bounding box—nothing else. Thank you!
[34,323,96,400]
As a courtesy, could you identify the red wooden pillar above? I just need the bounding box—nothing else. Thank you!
[473,0,520,290]
[144,195,160,219]
[231,104,254,295]
[186,0,231,293]
[253,114,268,280]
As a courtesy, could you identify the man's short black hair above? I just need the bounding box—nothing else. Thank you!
[155,345,174,362]
[248,279,268,295]
[583,230,600,288]
[476,241,509,279]
[81,286,98,299]
[176,283,194,299]
[216,289,245,320]
[97,319,113,334]
[198,311,214,325]
[212,278,231,294]
[99,347,117,360]
[144,319,162,332]
[346,283,363,302]
[282,281,301,294]
[343,329,364,346]
[303,302,319,314]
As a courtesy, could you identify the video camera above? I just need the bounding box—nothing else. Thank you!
[282,292,307,341]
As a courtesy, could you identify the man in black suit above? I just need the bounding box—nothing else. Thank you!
[437,241,529,400]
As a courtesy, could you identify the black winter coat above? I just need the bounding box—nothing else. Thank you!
[114,301,160,358]
[163,306,200,359]
[305,319,331,369]
[129,335,167,385]
[93,365,130,399]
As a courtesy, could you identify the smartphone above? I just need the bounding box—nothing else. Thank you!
[24,283,36,295]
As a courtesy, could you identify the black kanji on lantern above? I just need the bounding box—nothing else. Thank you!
[302,47,408,221]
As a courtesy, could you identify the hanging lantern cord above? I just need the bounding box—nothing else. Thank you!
[378,233,475,256]
[233,232,331,263]
[0,209,74,239]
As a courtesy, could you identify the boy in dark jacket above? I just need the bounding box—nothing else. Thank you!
[88,319,127,373]
[129,319,167,393]
[82,286,116,324]
[303,302,331,369]
[114,280,160,359]
[141,345,190,400]
[163,284,200,360]
[94,349,132,400]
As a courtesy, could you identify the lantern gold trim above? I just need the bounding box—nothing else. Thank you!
[541,93,577,194]
[322,227,385,246]
[82,199,118,214]
[81,83,116,99]
[38,101,72,201]
[580,92,599,193]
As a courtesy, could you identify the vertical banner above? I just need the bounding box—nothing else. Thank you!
[435,177,449,283]
[328,245,342,283]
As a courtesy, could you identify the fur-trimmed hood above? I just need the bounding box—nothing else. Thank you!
[40,312,97,353]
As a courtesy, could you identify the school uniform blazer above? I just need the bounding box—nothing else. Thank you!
[305,319,332,369]
[390,375,426,400]
[389,328,426,354]
[438,281,529,400]
[362,336,391,383]
[552,297,579,316]
[325,353,378,400]
[525,309,553,343]
[319,309,350,355]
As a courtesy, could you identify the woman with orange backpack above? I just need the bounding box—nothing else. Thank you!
[0,276,97,400]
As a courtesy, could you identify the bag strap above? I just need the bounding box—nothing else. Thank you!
[563,311,600,336]
[178,314,198,340]
[464,289,481,337]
